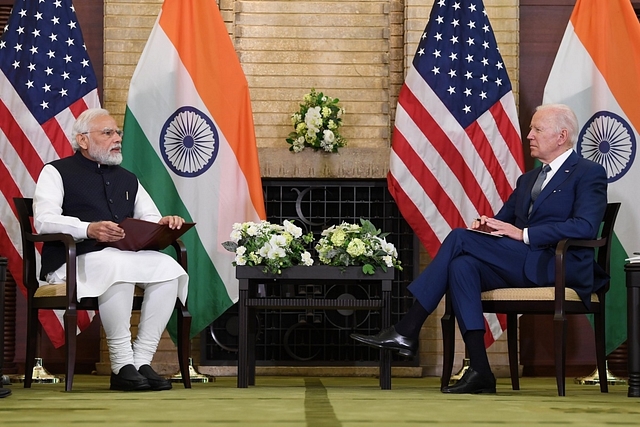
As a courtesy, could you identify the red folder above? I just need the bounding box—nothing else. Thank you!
[102,218,195,251]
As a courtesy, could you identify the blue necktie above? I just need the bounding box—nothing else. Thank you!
[529,164,551,216]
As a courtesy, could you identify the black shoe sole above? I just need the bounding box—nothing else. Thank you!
[148,380,172,391]
[350,335,416,358]
[110,382,152,391]
[442,388,496,394]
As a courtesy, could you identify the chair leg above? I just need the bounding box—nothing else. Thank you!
[553,314,567,396]
[64,309,77,392]
[176,302,192,389]
[506,314,520,390]
[440,295,456,390]
[24,307,39,388]
[593,311,608,393]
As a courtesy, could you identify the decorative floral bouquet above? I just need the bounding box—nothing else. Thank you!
[315,219,402,275]
[286,88,346,153]
[222,220,315,274]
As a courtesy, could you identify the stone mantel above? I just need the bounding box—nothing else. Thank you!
[258,147,391,179]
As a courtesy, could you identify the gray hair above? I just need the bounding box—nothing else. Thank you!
[535,104,579,147]
[70,108,111,151]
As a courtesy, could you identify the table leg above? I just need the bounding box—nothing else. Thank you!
[248,306,256,386]
[380,281,392,390]
[238,284,249,388]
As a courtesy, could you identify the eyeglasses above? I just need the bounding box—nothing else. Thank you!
[80,128,123,138]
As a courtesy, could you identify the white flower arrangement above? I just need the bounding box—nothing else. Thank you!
[222,220,315,274]
[315,219,403,275]
[286,88,346,153]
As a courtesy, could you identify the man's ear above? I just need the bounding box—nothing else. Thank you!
[76,134,88,150]
[557,129,569,146]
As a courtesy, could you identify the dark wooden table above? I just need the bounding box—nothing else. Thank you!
[236,265,394,389]
[626,263,640,397]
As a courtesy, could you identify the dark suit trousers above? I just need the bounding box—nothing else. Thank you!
[408,228,536,334]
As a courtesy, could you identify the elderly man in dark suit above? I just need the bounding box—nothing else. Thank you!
[352,104,608,394]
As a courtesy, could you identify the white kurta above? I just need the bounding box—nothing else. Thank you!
[33,164,188,303]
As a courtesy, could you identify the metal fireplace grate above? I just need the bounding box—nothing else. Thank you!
[202,179,417,367]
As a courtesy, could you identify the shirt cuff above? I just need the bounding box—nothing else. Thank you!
[523,228,530,245]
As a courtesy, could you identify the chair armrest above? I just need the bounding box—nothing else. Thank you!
[170,238,188,273]
[553,237,606,311]
[26,232,79,308]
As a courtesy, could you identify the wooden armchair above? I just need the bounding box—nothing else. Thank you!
[14,197,192,391]
[440,202,621,396]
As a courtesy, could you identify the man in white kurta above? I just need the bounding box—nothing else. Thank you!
[33,108,188,391]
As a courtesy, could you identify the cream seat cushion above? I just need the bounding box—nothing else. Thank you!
[35,283,145,298]
[481,287,599,303]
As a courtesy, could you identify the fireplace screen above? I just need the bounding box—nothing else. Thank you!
[201,179,418,367]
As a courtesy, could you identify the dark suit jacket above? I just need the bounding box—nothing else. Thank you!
[494,150,608,305]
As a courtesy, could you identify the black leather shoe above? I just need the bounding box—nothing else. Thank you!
[138,364,172,391]
[350,326,418,357]
[110,364,151,391]
[0,388,11,398]
[441,367,496,394]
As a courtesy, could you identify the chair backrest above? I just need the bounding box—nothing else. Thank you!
[597,202,621,279]
[13,197,39,295]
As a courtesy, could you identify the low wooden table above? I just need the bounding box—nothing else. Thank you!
[236,265,394,389]
[626,263,640,397]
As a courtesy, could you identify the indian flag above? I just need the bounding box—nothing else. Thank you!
[542,0,640,354]
[122,0,265,339]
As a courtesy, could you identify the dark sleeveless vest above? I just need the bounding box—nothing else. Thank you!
[40,151,139,279]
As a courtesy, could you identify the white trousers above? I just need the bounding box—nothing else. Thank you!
[97,279,179,374]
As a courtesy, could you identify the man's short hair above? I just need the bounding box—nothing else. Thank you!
[71,108,111,151]
[535,104,579,147]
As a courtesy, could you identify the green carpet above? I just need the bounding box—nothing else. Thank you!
[0,376,638,426]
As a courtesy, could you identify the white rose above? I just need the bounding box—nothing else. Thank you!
[283,220,303,238]
[382,255,393,267]
[301,251,314,266]
[323,130,335,144]
[230,229,242,242]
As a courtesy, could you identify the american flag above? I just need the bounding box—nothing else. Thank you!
[388,0,524,347]
[0,0,100,348]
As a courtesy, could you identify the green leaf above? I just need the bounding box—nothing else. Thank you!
[362,264,376,275]
[221,241,237,252]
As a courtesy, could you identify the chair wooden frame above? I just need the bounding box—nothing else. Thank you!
[14,197,192,391]
[440,202,621,396]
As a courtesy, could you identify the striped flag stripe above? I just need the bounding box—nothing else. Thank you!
[542,0,640,354]
[0,101,44,182]
[490,97,523,173]
[389,1,524,348]
[0,73,59,165]
[41,118,73,159]
[464,120,512,203]
[403,69,501,215]
[391,123,467,234]
[159,4,265,218]
[123,0,264,338]
[0,0,101,347]
[387,173,444,257]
